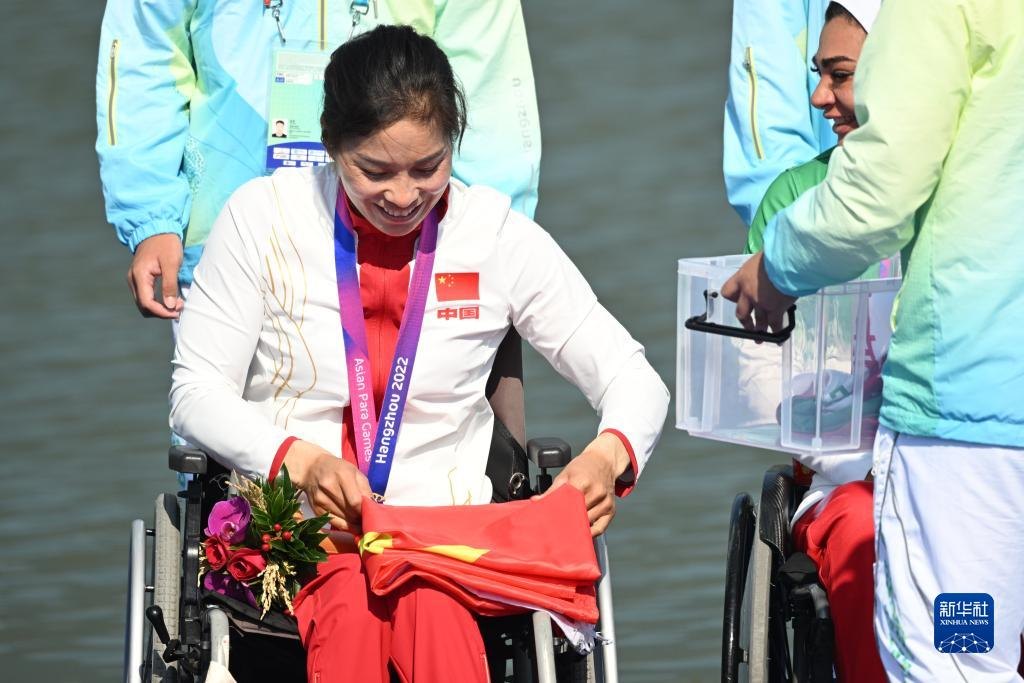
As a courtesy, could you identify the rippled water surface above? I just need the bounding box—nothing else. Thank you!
[2,2,775,680]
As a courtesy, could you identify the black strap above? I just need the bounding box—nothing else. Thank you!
[486,416,534,503]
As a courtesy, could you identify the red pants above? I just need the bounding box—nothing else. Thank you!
[791,481,885,683]
[293,553,489,682]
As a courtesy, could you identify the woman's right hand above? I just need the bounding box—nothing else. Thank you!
[282,440,372,533]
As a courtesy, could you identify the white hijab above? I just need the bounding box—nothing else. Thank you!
[835,0,881,32]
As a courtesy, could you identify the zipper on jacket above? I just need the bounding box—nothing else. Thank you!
[743,46,765,161]
[319,0,326,50]
[347,1,376,41]
[107,39,120,146]
[264,0,286,44]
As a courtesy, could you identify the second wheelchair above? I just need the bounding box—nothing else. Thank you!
[721,463,836,683]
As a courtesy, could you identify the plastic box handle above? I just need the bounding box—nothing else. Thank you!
[684,290,797,345]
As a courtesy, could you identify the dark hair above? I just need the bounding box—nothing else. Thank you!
[825,2,865,30]
[321,25,467,154]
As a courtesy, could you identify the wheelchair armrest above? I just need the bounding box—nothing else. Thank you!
[169,446,208,475]
[527,437,572,469]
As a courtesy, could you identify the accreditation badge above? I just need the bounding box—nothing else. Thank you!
[265,44,332,173]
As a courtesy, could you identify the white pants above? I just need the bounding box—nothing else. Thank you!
[873,427,1024,682]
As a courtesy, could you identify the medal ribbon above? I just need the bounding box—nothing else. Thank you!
[333,187,439,496]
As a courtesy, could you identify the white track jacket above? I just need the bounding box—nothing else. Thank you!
[170,166,669,506]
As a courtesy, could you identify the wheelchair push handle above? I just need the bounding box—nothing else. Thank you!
[684,290,796,346]
[527,437,572,470]
[169,445,209,474]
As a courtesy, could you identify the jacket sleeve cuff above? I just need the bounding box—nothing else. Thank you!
[268,436,298,483]
[124,218,185,253]
[602,428,639,498]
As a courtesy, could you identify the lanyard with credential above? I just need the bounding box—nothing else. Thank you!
[333,188,439,499]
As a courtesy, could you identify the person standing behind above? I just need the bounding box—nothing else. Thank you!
[722,0,1024,679]
[723,0,833,226]
[745,1,879,253]
[96,1,541,323]
[744,5,887,682]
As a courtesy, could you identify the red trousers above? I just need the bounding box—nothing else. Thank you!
[293,552,489,682]
[791,480,885,683]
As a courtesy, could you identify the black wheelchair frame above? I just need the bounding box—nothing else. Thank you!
[721,464,836,683]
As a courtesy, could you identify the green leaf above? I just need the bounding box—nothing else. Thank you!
[295,548,321,564]
[294,516,331,539]
[273,486,289,517]
[251,511,272,531]
[277,464,292,491]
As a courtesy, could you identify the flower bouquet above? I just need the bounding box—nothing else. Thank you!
[200,467,331,617]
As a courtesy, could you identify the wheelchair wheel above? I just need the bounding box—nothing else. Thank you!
[725,463,809,683]
[147,493,182,683]
[722,492,754,683]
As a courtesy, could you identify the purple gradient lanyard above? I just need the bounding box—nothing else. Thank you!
[333,189,439,497]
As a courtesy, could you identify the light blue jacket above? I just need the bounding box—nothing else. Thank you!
[96,0,541,286]
[723,0,835,226]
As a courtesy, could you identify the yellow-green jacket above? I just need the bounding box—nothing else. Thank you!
[763,0,1024,446]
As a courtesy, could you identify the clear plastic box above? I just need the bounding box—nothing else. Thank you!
[676,254,901,456]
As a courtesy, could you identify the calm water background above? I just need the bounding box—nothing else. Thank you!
[1,1,776,680]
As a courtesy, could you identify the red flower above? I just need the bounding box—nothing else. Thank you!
[226,548,267,582]
[204,536,231,571]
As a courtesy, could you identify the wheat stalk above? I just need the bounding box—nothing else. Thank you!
[228,475,267,510]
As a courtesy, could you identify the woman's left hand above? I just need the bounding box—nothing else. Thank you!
[534,432,630,537]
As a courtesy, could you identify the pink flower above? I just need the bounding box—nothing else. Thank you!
[205,497,251,545]
[204,536,230,571]
[226,548,267,583]
[203,570,257,607]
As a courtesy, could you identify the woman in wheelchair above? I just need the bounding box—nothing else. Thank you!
[169,25,668,683]
[743,2,885,681]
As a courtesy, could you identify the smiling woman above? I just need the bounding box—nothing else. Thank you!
[810,2,869,143]
[168,24,668,683]
[337,120,452,236]
[321,25,465,237]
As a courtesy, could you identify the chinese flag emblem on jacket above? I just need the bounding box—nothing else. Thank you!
[434,272,479,301]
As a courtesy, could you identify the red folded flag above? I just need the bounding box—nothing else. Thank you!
[358,486,600,627]
[434,272,479,301]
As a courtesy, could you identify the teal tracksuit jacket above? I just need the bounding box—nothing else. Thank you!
[723,0,834,226]
[96,0,542,286]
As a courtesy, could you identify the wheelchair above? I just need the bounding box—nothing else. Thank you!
[123,330,620,683]
[721,463,835,683]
